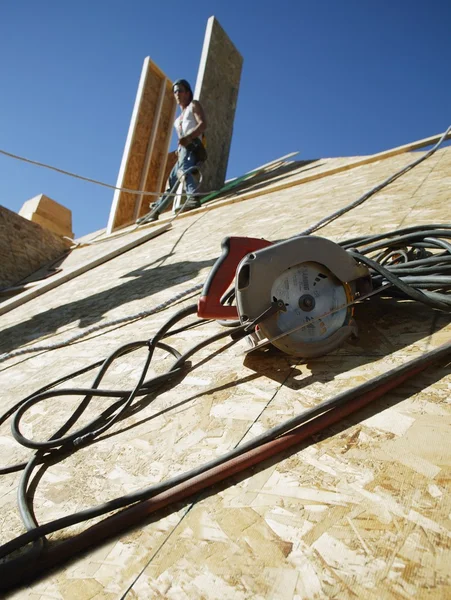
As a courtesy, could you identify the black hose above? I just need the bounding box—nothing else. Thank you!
[0,305,246,565]
[340,224,451,249]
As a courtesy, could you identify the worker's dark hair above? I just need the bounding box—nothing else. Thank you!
[172,79,193,102]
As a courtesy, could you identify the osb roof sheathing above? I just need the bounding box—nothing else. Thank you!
[0,146,450,598]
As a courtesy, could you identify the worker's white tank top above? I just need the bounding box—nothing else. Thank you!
[174,102,198,139]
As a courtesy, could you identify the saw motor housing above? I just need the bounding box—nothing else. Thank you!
[235,236,371,357]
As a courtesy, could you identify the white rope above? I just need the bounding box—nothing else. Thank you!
[0,282,203,364]
[0,148,211,198]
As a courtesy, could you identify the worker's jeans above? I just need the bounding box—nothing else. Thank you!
[152,146,198,214]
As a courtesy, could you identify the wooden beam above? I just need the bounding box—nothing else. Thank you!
[368,130,451,160]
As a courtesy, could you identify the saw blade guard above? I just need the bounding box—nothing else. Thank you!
[235,236,371,357]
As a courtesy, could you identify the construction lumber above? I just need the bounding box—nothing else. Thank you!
[194,17,243,193]
[106,58,176,234]
[19,194,74,239]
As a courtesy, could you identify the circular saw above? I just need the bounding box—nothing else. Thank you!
[198,235,371,358]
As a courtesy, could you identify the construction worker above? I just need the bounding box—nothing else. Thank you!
[146,79,207,221]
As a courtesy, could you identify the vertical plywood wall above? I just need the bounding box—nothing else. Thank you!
[106,58,176,233]
[194,17,243,193]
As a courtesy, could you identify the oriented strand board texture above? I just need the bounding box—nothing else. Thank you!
[0,147,451,598]
[194,17,243,192]
[0,205,69,289]
[107,60,176,231]
[138,79,176,219]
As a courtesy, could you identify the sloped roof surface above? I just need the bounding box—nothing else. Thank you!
[1,147,450,598]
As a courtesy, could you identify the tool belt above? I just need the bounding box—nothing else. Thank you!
[186,137,207,163]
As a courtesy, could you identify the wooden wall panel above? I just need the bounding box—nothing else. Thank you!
[107,59,176,233]
[194,17,243,193]
[138,81,177,219]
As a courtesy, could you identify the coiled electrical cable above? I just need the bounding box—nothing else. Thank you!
[2,336,451,587]
[340,224,451,311]
[0,304,249,568]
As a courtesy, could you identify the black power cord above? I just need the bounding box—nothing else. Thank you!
[0,305,248,566]
[341,224,451,310]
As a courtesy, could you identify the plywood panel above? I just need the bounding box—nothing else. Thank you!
[194,17,243,193]
[107,59,176,233]
[138,81,177,219]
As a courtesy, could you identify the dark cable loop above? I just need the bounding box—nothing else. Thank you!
[0,304,247,566]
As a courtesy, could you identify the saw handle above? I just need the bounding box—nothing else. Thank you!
[198,236,272,319]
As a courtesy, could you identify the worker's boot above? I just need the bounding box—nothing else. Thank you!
[136,205,160,224]
[146,206,160,222]
[183,196,201,211]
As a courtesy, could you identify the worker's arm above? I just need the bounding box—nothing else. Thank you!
[179,101,207,147]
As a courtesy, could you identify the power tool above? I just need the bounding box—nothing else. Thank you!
[198,236,371,357]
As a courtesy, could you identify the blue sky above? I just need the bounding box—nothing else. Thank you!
[1,1,450,237]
